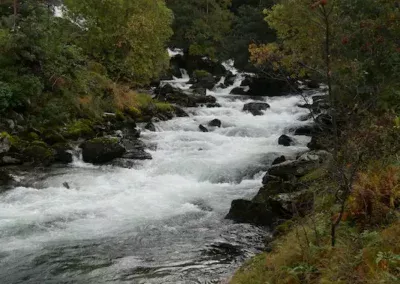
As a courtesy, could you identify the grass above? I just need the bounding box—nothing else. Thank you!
[231,164,400,284]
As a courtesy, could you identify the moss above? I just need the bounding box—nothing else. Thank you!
[115,110,125,121]
[193,69,211,79]
[64,119,95,140]
[155,102,173,113]
[88,137,119,145]
[299,168,328,183]
[125,106,142,119]
[24,141,55,164]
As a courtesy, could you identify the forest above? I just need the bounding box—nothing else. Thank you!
[0,0,399,283]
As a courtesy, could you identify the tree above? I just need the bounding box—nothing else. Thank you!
[64,0,173,85]
[166,0,233,59]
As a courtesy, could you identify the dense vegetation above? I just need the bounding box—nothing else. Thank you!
[232,0,400,283]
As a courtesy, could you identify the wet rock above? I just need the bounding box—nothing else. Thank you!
[240,76,253,87]
[0,169,14,189]
[294,125,316,136]
[190,70,217,90]
[225,72,236,86]
[206,103,221,108]
[306,80,320,89]
[122,149,152,160]
[230,87,248,95]
[267,150,332,179]
[262,174,281,185]
[157,87,216,108]
[298,113,313,121]
[243,102,270,116]
[81,137,125,164]
[158,83,175,96]
[110,158,136,168]
[199,124,209,132]
[208,119,222,128]
[192,87,207,96]
[278,135,294,146]
[52,143,73,164]
[246,76,290,97]
[23,141,56,165]
[1,155,22,165]
[63,182,70,189]
[0,135,11,154]
[272,155,286,165]
[145,122,156,132]
[173,106,189,117]
[225,199,290,226]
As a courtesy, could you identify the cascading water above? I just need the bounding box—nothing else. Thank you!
[0,62,313,283]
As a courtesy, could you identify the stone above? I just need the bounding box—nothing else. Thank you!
[122,149,152,160]
[173,106,189,117]
[199,125,209,132]
[43,130,66,145]
[272,155,286,165]
[206,103,221,108]
[81,137,126,164]
[0,135,11,154]
[1,155,21,165]
[208,119,222,128]
[53,143,73,164]
[225,199,290,226]
[278,135,294,146]
[193,87,207,96]
[243,102,270,116]
[0,169,14,189]
[145,122,156,132]
[225,72,236,86]
[294,125,316,136]
[230,87,248,95]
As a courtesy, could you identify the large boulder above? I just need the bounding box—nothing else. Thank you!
[230,87,248,95]
[53,143,73,164]
[243,102,270,116]
[246,76,290,97]
[81,137,126,164]
[190,70,217,90]
[225,199,290,226]
[267,150,332,179]
[278,135,294,146]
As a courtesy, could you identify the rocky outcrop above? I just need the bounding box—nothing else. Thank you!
[226,150,332,227]
[243,102,270,116]
[81,137,125,164]
[189,70,217,90]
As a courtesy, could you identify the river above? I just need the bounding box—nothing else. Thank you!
[0,63,311,283]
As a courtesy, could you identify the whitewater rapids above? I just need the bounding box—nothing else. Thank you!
[0,64,312,283]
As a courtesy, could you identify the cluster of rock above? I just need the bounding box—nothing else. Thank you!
[225,150,332,227]
[226,90,334,228]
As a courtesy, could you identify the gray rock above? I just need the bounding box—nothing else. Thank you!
[208,119,222,128]
[0,135,11,154]
[145,122,156,132]
[81,137,126,164]
[243,102,270,116]
[230,87,248,95]
[278,135,294,146]
[199,124,209,132]
[122,149,152,160]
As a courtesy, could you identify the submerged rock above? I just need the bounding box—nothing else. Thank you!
[145,122,156,132]
[278,135,294,146]
[81,137,125,164]
[199,125,209,132]
[243,102,270,116]
[208,119,222,128]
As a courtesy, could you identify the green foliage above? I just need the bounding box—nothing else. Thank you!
[64,0,173,85]
[166,0,233,59]
[64,119,95,140]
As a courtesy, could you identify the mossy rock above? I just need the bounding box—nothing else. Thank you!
[125,107,142,120]
[24,141,56,164]
[0,132,27,152]
[193,69,212,79]
[299,167,327,183]
[64,119,95,140]
[43,130,66,145]
[81,137,125,164]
